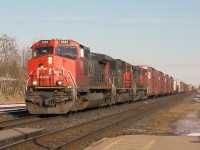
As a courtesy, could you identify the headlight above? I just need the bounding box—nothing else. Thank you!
[32,81,37,86]
[56,80,62,86]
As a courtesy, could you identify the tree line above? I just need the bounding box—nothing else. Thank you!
[0,34,31,96]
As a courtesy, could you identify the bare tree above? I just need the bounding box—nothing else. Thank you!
[0,34,19,78]
[17,45,32,95]
[0,34,31,96]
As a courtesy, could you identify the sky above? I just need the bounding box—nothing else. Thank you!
[0,0,200,85]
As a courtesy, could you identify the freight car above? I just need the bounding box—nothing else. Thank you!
[136,66,175,97]
[25,39,187,114]
[173,79,189,93]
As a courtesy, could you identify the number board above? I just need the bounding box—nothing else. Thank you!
[40,40,49,44]
[60,40,69,44]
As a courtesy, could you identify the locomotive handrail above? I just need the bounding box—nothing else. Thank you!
[107,75,113,87]
[105,75,115,89]
[25,78,29,93]
[25,70,34,93]
[64,69,77,109]
[112,77,118,87]
[64,69,77,90]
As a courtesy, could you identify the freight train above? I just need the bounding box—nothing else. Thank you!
[25,39,189,114]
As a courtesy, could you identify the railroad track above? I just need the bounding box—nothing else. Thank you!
[0,115,41,130]
[52,96,181,150]
[0,93,188,150]
[0,114,66,131]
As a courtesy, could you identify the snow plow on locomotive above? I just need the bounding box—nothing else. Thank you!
[25,39,188,114]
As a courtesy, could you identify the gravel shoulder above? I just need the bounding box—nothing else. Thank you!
[85,92,200,150]
[124,92,199,135]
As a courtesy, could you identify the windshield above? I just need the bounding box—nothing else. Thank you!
[56,46,77,57]
[34,47,53,57]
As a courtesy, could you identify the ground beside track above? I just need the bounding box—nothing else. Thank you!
[85,92,200,150]
[124,92,200,135]
[1,92,199,149]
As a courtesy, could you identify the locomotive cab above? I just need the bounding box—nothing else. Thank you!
[133,66,148,100]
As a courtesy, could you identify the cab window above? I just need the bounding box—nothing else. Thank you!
[56,46,77,57]
[34,47,53,57]
[126,66,131,72]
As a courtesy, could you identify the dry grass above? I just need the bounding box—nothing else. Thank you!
[142,97,199,134]
[0,95,25,104]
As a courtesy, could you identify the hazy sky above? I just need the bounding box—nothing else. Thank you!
[0,0,199,85]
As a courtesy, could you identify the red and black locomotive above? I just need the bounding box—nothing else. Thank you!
[25,39,148,114]
[25,39,188,114]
